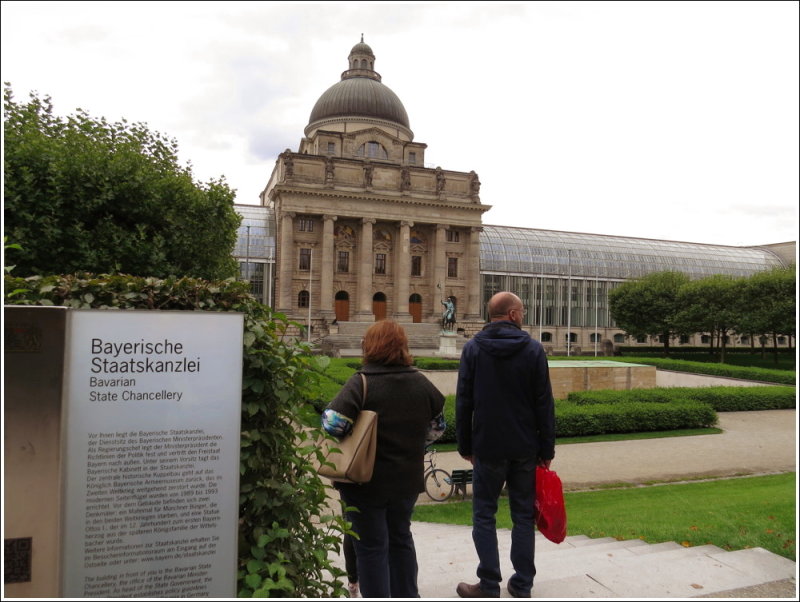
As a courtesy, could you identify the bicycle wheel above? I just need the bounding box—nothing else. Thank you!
[424,468,454,501]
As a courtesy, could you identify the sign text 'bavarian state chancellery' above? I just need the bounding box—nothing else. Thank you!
[231,39,794,354]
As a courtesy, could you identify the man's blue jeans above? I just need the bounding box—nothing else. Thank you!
[471,456,538,596]
[339,487,420,598]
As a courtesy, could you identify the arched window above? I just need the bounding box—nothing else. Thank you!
[613,334,626,344]
[356,141,388,159]
[409,293,422,303]
[540,332,552,342]
[636,335,647,343]
[590,333,601,343]
[701,335,711,344]
[298,290,309,308]
[566,332,577,343]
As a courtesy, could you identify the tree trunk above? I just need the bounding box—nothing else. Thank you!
[719,329,727,364]
[772,332,779,366]
[662,332,670,357]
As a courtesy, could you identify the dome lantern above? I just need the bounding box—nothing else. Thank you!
[347,33,377,75]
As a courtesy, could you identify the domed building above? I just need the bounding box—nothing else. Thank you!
[257,37,489,342]
[236,39,794,353]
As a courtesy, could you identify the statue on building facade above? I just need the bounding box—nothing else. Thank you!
[364,162,374,187]
[325,156,335,184]
[435,167,446,193]
[469,170,481,197]
[282,150,294,179]
[400,166,411,191]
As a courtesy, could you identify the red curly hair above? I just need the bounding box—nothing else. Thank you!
[362,320,413,366]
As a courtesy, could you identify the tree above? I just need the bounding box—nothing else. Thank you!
[740,266,796,364]
[608,271,690,356]
[3,85,241,279]
[677,274,744,363]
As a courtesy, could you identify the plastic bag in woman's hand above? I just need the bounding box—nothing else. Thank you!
[534,466,567,543]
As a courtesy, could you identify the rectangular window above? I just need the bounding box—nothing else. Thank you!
[375,253,386,275]
[447,257,458,278]
[337,251,350,273]
[411,255,422,276]
[446,230,460,243]
[408,151,416,165]
[327,142,335,154]
[239,262,265,298]
[298,218,314,232]
[299,248,311,271]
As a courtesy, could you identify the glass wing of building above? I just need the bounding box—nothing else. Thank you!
[480,225,784,280]
[233,205,277,306]
[234,205,276,262]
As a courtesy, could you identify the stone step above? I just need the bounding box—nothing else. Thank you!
[330,522,796,598]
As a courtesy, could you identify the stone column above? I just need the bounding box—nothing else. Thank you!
[394,221,413,322]
[432,224,448,317]
[355,218,376,320]
[277,211,295,313]
[465,226,483,319]
[320,215,337,317]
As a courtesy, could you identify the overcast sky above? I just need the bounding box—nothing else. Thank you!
[3,1,798,248]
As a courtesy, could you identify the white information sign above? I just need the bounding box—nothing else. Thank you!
[61,310,244,598]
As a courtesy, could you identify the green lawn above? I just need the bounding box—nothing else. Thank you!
[412,472,797,561]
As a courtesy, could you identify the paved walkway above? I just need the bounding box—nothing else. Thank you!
[425,409,797,495]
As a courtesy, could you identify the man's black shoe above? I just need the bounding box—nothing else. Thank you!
[456,582,500,598]
[507,583,531,598]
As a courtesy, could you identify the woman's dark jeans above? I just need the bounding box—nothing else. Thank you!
[339,488,420,598]
[471,456,538,596]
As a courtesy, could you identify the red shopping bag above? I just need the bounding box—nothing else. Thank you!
[534,466,567,543]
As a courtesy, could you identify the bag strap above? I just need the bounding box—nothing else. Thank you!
[359,373,368,408]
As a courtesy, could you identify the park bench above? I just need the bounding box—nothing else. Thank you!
[450,468,473,498]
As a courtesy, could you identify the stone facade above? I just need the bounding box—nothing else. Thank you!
[260,40,490,335]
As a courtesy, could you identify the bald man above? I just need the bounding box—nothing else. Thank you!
[455,291,555,599]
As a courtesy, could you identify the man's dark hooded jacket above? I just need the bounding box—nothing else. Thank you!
[456,320,555,461]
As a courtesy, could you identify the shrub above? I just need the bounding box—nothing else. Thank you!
[5,272,348,597]
[601,357,795,385]
[555,400,717,437]
[441,395,457,442]
[568,386,796,411]
[414,358,460,370]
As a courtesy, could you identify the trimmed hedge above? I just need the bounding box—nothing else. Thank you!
[555,400,717,437]
[442,395,457,442]
[414,358,461,370]
[568,386,796,412]
[601,357,796,385]
[433,396,717,443]
[616,346,795,355]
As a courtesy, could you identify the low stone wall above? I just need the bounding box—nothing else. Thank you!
[547,361,656,400]
[420,361,656,398]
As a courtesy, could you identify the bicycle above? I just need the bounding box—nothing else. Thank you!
[423,447,454,501]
